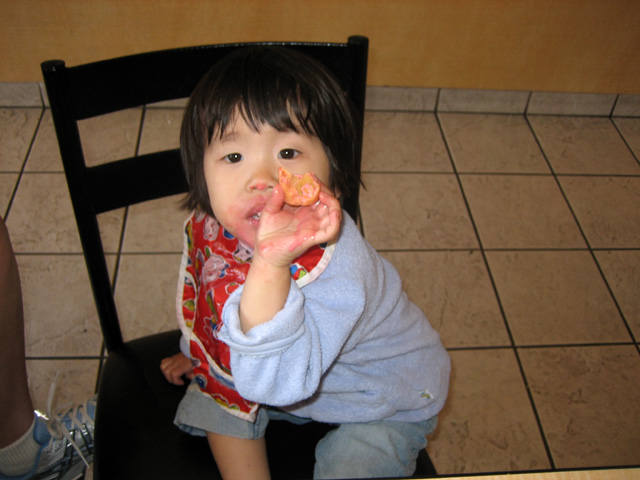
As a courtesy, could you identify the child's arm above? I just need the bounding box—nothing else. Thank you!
[160,352,194,386]
[239,184,342,333]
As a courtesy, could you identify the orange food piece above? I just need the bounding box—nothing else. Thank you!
[278,167,321,206]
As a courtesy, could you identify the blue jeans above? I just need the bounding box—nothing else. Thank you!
[175,384,438,479]
[311,416,437,479]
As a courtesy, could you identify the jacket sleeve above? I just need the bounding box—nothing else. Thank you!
[218,222,379,407]
[219,273,369,406]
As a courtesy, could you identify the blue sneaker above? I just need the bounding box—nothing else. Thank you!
[0,398,96,480]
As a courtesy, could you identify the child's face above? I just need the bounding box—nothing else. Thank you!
[203,113,332,248]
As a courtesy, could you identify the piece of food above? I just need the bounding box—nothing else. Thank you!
[278,167,321,206]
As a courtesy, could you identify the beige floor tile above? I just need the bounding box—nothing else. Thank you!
[438,89,529,114]
[27,108,147,173]
[559,176,640,249]
[362,112,452,172]
[527,92,617,116]
[461,175,585,249]
[7,173,82,253]
[439,113,550,173]
[120,195,187,253]
[365,86,438,112]
[528,116,640,175]
[138,108,183,154]
[427,349,550,474]
[486,251,630,346]
[26,359,99,412]
[594,250,640,340]
[17,254,105,357]
[0,108,42,172]
[613,117,640,160]
[381,250,510,348]
[519,346,640,469]
[23,109,63,172]
[77,108,142,167]
[360,173,477,250]
[114,253,182,342]
[6,173,124,253]
[0,83,43,108]
[613,94,640,117]
[148,98,188,109]
[1,173,18,214]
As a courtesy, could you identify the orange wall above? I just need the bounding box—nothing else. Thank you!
[2,0,639,93]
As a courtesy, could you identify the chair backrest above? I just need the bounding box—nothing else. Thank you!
[41,36,368,352]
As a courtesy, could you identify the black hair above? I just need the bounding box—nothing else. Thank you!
[180,46,361,217]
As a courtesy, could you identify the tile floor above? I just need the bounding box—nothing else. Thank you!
[1,87,639,477]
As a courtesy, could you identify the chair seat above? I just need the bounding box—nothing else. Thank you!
[94,330,217,479]
[94,330,436,479]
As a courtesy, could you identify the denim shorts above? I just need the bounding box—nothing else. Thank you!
[175,383,438,479]
[174,383,271,439]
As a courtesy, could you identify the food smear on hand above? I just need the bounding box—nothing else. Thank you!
[278,167,321,206]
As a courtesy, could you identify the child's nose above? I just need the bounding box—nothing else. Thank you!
[248,163,277,192]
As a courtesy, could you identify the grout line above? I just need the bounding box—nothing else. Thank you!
[610,117,640,168]
[117,250,184,255]
[523,91,533,115]
[365,108,436,114]
[110,106,147,295]
[97,105,148,382]
[436,109,559,470]
[525,116,639,345]
[94,343,106,394]
[515,342,640,350]
[445,341,640,352]
[435,110,519,347]
[3,108,45,220]
[14,94,639,472]
[362,170,640,178]
[25,356,102,361]
[375,247,631,254]
[609,95,620,118]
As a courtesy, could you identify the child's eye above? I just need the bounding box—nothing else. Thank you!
[224,153,243,163]
[278,149,299,160]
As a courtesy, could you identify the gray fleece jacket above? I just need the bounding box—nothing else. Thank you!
[219,213,450,424]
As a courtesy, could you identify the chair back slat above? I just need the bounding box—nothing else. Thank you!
[87,150,188,214]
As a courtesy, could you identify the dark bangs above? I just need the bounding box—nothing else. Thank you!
[206,51,320,140]
[181,46,361,216]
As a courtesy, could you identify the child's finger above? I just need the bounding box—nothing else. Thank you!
[263,184,285,214]
[318,191,342,212]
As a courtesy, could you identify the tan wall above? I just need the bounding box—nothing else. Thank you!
[2,0,639,94]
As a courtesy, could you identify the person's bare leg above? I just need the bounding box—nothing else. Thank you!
[0,217,34,447]
[206,432,271,480]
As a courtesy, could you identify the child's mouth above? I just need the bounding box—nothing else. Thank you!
[245,197,267,226]
[248,210,262,227]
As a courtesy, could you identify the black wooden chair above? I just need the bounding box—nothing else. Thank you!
[41,35,436,479]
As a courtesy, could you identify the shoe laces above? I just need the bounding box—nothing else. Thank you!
[45,374,95,469]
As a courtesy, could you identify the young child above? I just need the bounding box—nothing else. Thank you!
[160,46,450,480]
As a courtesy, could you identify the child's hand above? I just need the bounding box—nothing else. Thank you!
[255,183,342,267]
[160,352,194,386]
[238,183,341,333]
